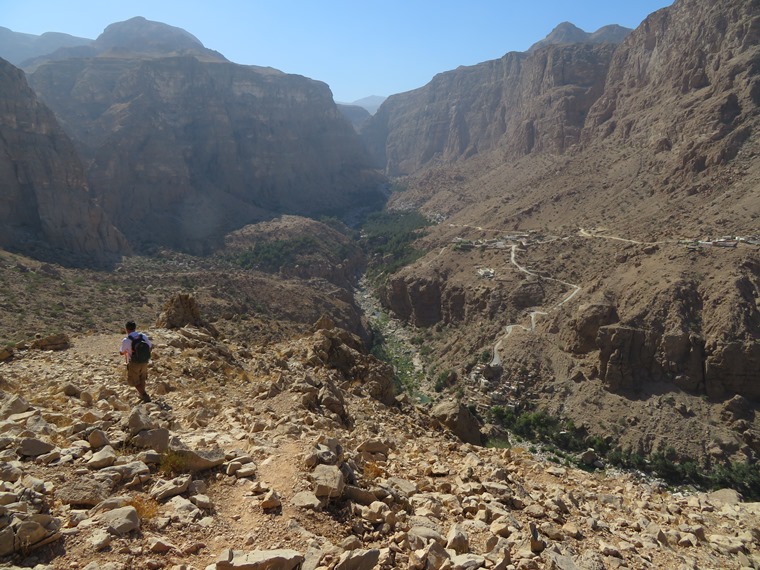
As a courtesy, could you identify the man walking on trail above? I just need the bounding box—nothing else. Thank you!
[119,321,152,403]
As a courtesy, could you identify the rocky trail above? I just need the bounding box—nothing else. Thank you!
[0,291,757,569]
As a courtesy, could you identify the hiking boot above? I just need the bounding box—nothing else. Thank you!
[141,392,151,403]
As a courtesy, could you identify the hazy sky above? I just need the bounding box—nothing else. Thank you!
[2,1,674,102]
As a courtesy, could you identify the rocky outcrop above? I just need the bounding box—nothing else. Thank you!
[224,215,365,289]
[382,277,443,327]
[26,19,385,254]
[596,325,705,393]
[0,321,756,568]
[705,341,760,401]
[431,400,483,445]
[595,327,759,402]
[0,58,128,263]
[361,42,616,175]
[156,293,216,334]
[381,273,546,329]
[560,303,619,354]
[302,326,396,407]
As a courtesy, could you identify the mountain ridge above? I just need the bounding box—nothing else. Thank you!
[528,21,632,51]
[373,0,759,467]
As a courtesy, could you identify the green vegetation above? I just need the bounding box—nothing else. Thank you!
[317,215,357,238]
[486,406,760,500]
[368,312,427,402]
[613,447,760,500]
[434,371,451,392]
[232,236,319,272]
[487,407,593,452]
[159,450,192,476]
[485,438,511,449]
[360,211,431,280]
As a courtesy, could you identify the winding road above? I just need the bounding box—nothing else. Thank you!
[490,244,580,367]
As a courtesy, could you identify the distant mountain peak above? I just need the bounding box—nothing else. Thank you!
[95,16,208,55]
[15,16,229,69]
[529,21,631,52]
[347,95,387,115]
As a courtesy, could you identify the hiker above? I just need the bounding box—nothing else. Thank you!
[119,321,152,403]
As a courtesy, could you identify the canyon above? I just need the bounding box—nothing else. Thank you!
[0,0,758,567]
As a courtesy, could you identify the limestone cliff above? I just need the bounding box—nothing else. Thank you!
[583,0,759,183]
[26,19,385,253]
[373,0,759,462]
[361,43,616,176]
[0,57,127,263]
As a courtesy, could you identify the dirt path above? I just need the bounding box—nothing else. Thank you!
[490,244,581,366]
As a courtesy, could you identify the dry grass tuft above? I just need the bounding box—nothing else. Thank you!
[128,495,160,520]
[363,461,385,480]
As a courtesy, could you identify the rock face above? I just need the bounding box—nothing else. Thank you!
[0,57,128,263]
[361,42,616,175]
[382,277,445,327]
[582,0,759,183]
[560,303,619,354]
[596,325,706,394]
[26,18,385,253]
[376,0,760,405]
[705,341,760,401]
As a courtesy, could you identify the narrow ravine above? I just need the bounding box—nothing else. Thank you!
[354,276,429,399]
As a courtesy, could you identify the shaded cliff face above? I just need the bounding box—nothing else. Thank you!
[361,43,616,176]
[19,17,385,254]
[28,56,385,253]
[0,58,127,263]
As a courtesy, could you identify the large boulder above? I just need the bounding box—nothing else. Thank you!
[215,548,304,570]
[560,303,618,354]
[311,465,345,498]
[432,401,483,445]
[30,333,70,351]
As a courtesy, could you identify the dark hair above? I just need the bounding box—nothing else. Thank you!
[125,321,137,332]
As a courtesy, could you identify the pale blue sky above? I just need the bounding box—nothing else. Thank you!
[2,1,674,102]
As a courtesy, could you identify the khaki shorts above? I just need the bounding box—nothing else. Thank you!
[126,361,148,390]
